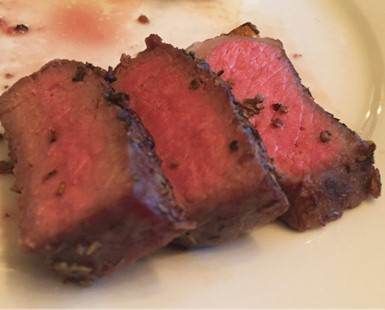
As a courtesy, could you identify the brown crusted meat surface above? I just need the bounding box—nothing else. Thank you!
[113,35,289,247]
[189,23,381,231]
[0,59,188,282]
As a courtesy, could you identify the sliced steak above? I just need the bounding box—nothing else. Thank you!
[0,59,188,283]
[113,35,289,247]
[189,23,381,231]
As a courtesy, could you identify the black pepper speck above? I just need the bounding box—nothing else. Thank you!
[14,24,29,33]
[229,140,239,151]
[272,118,284,128]
[320,130,332,143]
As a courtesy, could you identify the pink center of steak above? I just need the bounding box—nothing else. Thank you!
[113,35,291,246]
[115,51,266,209]
[6,65,131,246]
[204,38,343,180]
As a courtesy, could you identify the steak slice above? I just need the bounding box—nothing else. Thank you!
[113,35,289,247]
[189,23,381,231]
[0,59,188,283]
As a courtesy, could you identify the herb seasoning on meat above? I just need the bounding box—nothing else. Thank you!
[272,118,284,128]
[56,182,66,195]
[242,94,265,116]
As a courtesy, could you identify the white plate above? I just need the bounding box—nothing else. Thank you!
[0,0,384,308]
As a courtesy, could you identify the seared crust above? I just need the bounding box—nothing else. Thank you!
[226,22,260,37]
[190,23,381,231]
[0,60,188,282]
[280,141,381,230]
[114,35,289,247]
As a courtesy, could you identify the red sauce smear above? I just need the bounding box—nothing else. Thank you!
[47,1,142,46]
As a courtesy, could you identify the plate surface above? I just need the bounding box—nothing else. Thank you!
[0,0,384,308]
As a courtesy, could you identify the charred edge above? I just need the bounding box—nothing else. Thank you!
[152,173,186,222]
[195,60,210,72]
[85,62,95,70]
[353,141,376,165]
[144,135,155,150]
[187,51,196,60]
[119,108,160,165]
[72,66,87,82]
[366,141,377,163]
[104,89,130,108]
[104,66,117,83]
[71,63,96,82]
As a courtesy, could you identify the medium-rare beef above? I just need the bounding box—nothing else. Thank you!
[189,23,381,231]
[0,59,189,283]
[113,35,289,247]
